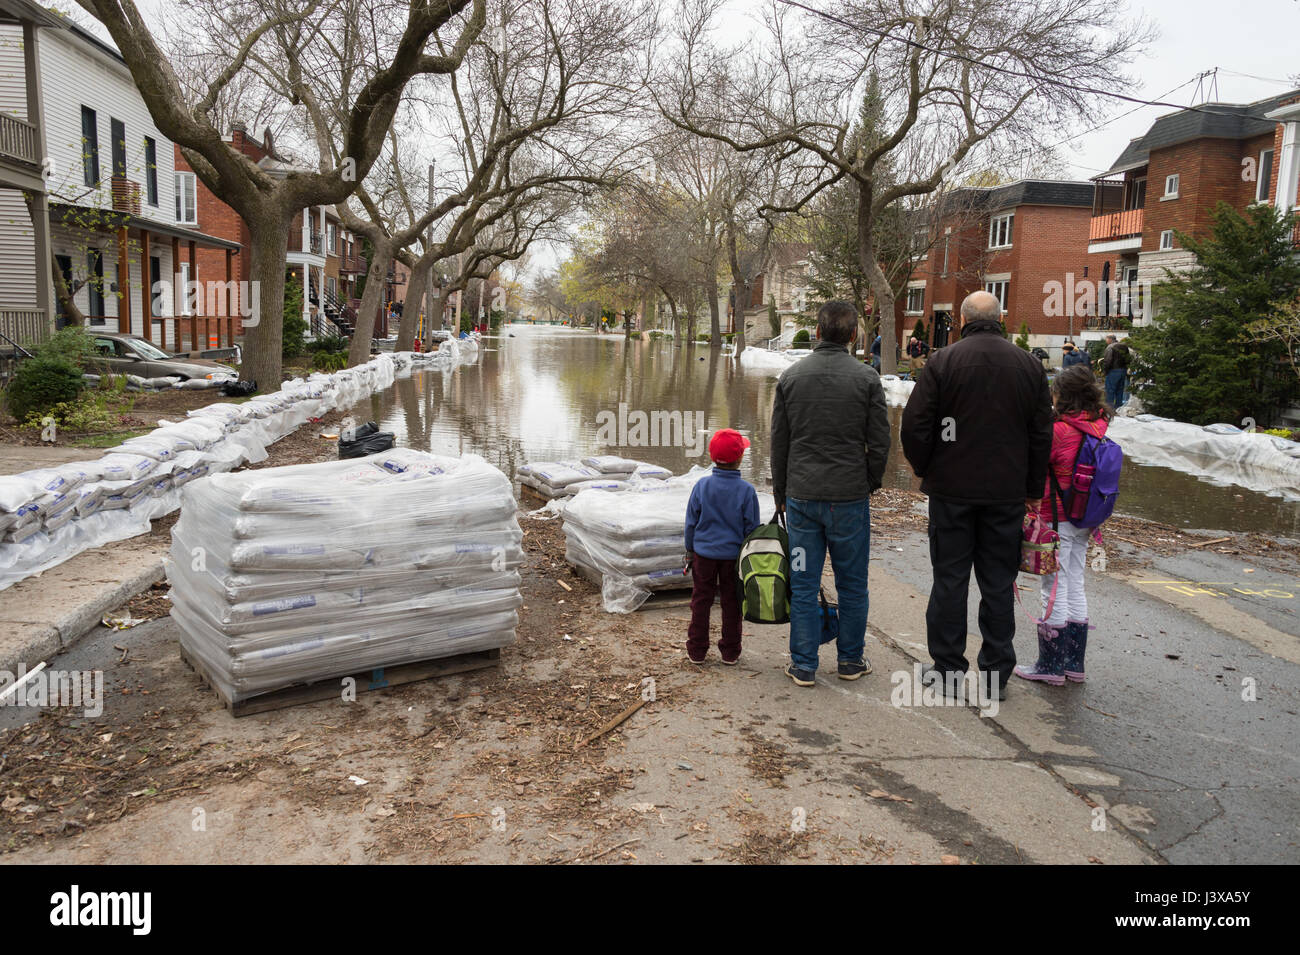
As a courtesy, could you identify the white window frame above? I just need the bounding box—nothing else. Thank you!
[912,230,929,259]
[1159,230,1175,251]
[1256,149,1275,203]
[178,261,192,315]
[326,222,337,254]
[904,286,925,314]
[1163,173,1179,199]
[988,212,1014,249]
[984,279,1009,312]
[175,172,197,225]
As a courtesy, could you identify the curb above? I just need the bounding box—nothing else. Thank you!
[1,561,168,674]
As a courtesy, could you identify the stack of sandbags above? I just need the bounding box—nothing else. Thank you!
[166,448,522,704]
[514,455,668,499]
[562,469,774,613]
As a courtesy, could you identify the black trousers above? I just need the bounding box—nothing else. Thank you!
[925,495,1024,686]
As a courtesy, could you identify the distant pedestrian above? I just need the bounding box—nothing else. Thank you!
[684,429,760,665]
[871,332,882,372]
[771,300,890,687]
[1100,334,1130,407]
[1014,365,1111,686]
[1061,341,1091,369]
[901,290,1054,700]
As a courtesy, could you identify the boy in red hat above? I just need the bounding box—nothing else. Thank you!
[684,429,761,664]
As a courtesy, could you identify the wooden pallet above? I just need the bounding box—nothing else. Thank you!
[179,644,501,717]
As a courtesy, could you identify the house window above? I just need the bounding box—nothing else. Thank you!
[905,287,925,313]
[988,212,1014,249]
[984,280,1009,312]
[1163,174,1179,198]
[144,138,158,206]
[81,106,99,186]
[178,261,192,314]
[327,222,337,253]
[87,251,105,321]
[1159,230,1175,251]
[110,118,126,179]
[912,230,928,258]
[941,236,950,276]
[1257,149,1275,203]
[175,172,197,224]
[327,276,337,298]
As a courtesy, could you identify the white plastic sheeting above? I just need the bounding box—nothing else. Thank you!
[0,349,481,591]
[1107,416,1300,501]
[166,448,520,703]
[514,456,667,500]
[562,467,775,613]
[736,347,810,377]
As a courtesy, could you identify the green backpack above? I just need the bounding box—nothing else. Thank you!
[736,512,791,624]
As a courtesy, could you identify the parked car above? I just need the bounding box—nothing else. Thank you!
[87,332,237,380]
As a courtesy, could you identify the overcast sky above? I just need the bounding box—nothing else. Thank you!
[80,0,1299,273]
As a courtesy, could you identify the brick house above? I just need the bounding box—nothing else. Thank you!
[1087,89,1300,320]
[903,180,1111,356]
[175,124,368,339]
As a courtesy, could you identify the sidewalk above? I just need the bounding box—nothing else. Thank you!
[0,529,167,674]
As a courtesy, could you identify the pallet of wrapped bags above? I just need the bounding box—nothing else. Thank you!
[166,448,522,713]
[513,455,671,500]
[562,468,773,613]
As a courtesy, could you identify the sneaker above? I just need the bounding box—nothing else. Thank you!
[720,651,741,666]
[686,650,707,665]
[785,664,816,687]
[837,658,872,680]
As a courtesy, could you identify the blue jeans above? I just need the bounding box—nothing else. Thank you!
[1105,368,1127,407]
[786,497,870,673]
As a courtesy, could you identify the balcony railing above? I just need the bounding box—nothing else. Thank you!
[308,231,322,254]
[340,252,366,274]
[0,309,50,351]
[111,176,141,216]
[1089,208,1143,242]
[0,114,38,167]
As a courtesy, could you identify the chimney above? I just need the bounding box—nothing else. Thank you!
[231,121,246,149]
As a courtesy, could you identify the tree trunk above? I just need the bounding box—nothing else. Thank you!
[857,181,897,374]
[51,252,86,326]
[707,273,720,345]
[349,241,393,367]
[397,263,427,352]
[724,223,747,358]
[241,211,293,388]
[685,306,696,345]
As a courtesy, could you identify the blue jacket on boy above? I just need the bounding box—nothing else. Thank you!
[685,468,761,560]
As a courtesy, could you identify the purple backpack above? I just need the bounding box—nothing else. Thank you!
[1060,420,1122,529]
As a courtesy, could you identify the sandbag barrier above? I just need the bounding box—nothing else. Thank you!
[0,344,479,591]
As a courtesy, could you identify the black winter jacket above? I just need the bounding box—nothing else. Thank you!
[900,320,1053,503]
[770,341,890,506]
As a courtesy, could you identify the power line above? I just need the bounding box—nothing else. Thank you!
[774,0,1293,123]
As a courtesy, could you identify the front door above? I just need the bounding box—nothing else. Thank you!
[54,255,73,328]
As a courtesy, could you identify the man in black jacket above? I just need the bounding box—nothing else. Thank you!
[771,301,890,687]
[901,291,1053,698]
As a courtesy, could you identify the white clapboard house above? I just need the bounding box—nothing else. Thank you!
[0,4,239,355]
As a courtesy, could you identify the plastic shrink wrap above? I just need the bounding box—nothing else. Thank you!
[166,448,521,702]
[562,467,774,613]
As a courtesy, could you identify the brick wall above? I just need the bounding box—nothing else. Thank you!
[172,126,270,335]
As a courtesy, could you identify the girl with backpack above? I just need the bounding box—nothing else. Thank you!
[1015,365,1112,687]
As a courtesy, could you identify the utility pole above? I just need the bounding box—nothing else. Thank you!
[425,161,438,338]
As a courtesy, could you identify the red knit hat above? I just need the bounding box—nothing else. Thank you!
[708,428,750,464]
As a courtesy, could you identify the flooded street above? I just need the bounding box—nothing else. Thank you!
[367,325,1300,536]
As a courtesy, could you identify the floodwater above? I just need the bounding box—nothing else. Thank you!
[361,324,1300,537]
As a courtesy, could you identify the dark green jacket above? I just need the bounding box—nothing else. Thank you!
[770,341,890,505]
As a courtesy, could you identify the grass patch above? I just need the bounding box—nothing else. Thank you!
[70,429,150,448]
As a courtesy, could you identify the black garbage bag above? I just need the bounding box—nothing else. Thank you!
[221,379,257,397]
[339,420,395,459]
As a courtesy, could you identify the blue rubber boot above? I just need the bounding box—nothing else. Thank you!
[1063,620,1089,683]
[1014,622,1066,686]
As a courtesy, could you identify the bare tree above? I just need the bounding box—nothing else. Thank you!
[660,0,1149,371]
[75,0,487,385]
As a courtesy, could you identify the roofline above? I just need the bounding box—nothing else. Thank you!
[51,202,243,252]
[0,0,67,30]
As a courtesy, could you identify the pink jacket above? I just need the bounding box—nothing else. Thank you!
[1037,411,1108,524]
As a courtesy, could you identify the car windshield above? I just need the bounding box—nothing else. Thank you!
[125,338,172,360]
